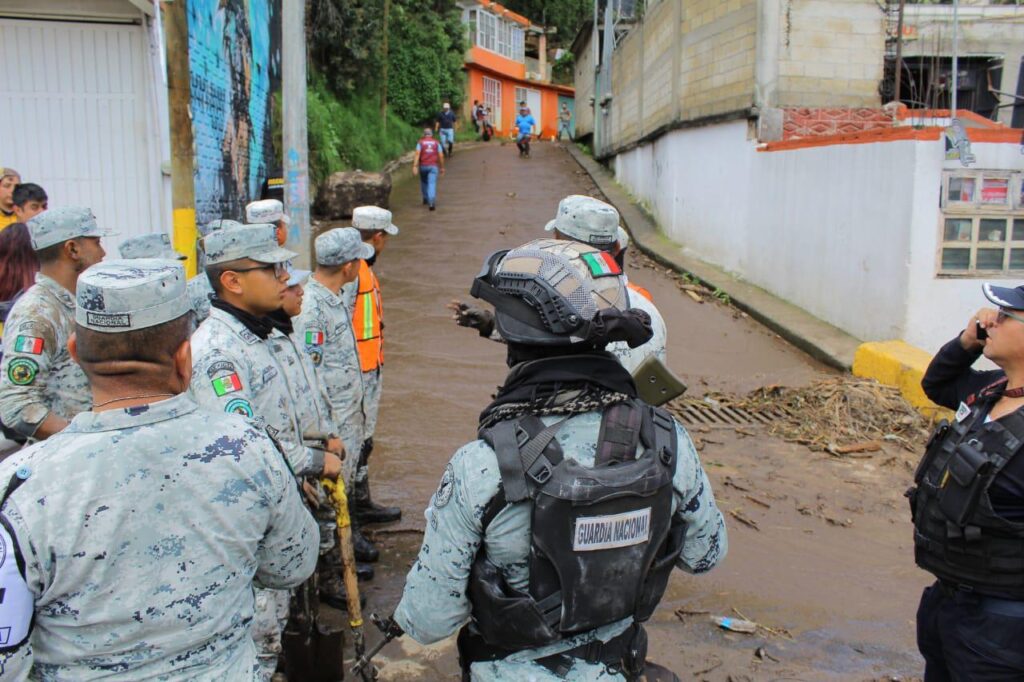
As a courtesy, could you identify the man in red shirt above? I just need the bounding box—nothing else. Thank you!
[412,128,445,211]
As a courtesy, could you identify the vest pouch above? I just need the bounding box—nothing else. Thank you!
[468,553,560,650]
[635,521,685,623]
[916,420,950,484]
[938,440,993,527]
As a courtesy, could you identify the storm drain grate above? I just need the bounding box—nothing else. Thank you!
[667,400,789,429]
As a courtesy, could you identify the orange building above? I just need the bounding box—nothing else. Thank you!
[458,1,575,140]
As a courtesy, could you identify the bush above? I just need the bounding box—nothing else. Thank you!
[306,71,420,186]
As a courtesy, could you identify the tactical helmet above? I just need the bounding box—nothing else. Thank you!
[471,238,630,346]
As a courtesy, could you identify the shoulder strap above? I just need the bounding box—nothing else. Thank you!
[650,406,678,471]
[479,415,567,528]
[595,401,643,466]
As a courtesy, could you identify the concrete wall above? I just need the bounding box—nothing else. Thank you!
[615,121,914,341]
[775,0,885,108]
[901,3,1024,127]
[904,141,1024,353]
[583,0,885,155]
[573,25,595,138]
[615,121,1024,349]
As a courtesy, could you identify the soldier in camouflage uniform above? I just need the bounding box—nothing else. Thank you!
[187,219,244,323]
[0,207,112,441]
[394,239,726,681]
[347,207,403,526]
[118,232,187,261]
[0,259,318,680]
[189,224,343,680]
[295,227,381,564]
[450,195,668,374]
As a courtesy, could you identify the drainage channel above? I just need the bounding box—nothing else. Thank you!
[667,399,788,429]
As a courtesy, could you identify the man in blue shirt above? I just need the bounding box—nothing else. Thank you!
[514,103,536,157]
[435,102,457,157]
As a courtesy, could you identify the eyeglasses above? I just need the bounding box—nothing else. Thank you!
[230,262,288,278]
[997,308,1024,325]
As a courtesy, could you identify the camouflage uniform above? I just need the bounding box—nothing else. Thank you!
[296,228,374,487]
[0,273,91,437]
[0,206,117,439]
[396,239,725,680]
[0,259,318,680]
[394,414,726,681]
[118,233,187,260]
[187,225,316,680]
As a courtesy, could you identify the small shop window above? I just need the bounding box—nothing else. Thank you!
[939,171,1024,277]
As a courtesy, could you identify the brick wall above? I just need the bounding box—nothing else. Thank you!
[782,107,893,140]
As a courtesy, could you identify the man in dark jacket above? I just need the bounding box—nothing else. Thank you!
[912,282,1024,680]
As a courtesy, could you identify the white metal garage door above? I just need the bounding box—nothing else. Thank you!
[0,18,161,251]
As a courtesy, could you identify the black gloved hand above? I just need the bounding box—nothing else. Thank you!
[448,300,496,337]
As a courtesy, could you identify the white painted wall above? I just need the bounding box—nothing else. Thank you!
[614,122,1024,352]
[904,141,1024,354]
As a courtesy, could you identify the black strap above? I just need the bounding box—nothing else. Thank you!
[489,420,531,503]
[596,402,643,466]
[650,407,678,470]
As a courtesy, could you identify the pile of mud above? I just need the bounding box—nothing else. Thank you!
[678,377,934,455]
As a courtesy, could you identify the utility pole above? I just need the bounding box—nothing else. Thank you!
[282,0,311,266]
[894,0,906,105]
[161,0,197,277]
[381,0,391,128]
[951,0,959,118]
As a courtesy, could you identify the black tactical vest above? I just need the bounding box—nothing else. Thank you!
[463,401,684,662]
[909,386,1024,598]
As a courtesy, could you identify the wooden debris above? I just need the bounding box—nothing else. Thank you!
[744,494,772,509]
[685,290,704,304]
[723,476,751,492]
[729,509,760,531]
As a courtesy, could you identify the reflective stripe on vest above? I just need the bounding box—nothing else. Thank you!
[354,259,383,372]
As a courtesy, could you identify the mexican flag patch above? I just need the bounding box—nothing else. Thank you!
[581,251,621,278]
[211,373,243,397]
[305,330,324,346]
[14,336,44,355]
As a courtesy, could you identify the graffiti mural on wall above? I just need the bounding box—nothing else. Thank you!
[187,0,281,225]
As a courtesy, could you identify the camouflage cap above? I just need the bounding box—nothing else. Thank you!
[199,218,244,238]
[0,167,19,180]
[28,206,117,251]
[352,206,399,235]
[246,199,290,224]
[286,265,311,287]
[544,195,619,249]
[118,233,187,260]
[315,227,374,266]
[76,259,190,333]
[203,223,297,265]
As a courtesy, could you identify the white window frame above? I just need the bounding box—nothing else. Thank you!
[483,76,502,131]
[474,10,525,63]
[937,170,1024,277]
[477,11,496,53]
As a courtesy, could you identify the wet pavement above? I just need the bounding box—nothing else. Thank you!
[345,140,928,681]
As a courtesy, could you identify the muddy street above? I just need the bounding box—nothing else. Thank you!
[350,140,929,681]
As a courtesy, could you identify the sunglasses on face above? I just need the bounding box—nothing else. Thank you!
[231,262,288,278]
[997,308,1024,325]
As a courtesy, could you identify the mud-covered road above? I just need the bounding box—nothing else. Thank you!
[344,140,929,681]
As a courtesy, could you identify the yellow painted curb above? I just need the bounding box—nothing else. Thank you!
[852,340,951,420]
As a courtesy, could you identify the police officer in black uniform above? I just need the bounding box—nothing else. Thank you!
[910,282,1024,680]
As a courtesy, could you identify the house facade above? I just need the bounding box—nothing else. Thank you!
[458,0,574,139]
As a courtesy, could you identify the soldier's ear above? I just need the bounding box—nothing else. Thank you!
[220,270,245,296]
[172,338,192,389]
[67,332,79,365]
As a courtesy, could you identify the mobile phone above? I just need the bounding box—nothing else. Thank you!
[976,321,988,341]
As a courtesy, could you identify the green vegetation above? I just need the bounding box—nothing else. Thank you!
[306,73,420,185]
[303,0,466,183]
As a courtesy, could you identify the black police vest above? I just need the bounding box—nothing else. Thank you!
[909,391,1024,598]
[466,401,683,654]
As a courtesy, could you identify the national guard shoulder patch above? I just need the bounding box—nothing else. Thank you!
[305,330,324,346]
[7,358,39,386]
[225,398,254,418]
[13,336,44,355]
[433,464,455,509]
[307,348,323,367]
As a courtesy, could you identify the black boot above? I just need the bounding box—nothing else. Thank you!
[354,439,402,525]
[356,562,374,581]
[349,497,380,562]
